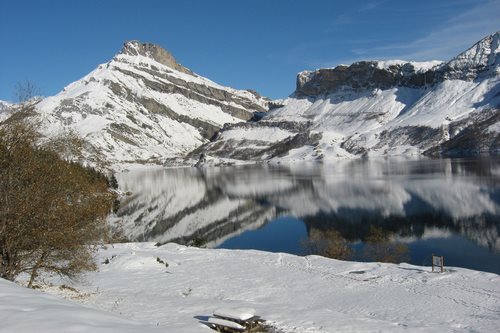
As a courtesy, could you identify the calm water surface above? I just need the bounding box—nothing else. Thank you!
[114,158,500,274]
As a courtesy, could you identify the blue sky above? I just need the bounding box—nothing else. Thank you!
[0,0,498,101]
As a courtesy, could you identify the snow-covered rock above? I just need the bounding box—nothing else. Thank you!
[0,100,11,110]
[0,100,13,122]
[198,31,500,163]
[29,41,268,168]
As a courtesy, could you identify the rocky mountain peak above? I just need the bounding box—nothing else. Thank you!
[445,31,499,79]
[119,40,193,75]
[31,40,269,168]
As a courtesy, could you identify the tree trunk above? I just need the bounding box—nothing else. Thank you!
[0,242,15,281]
[27,252,46,288]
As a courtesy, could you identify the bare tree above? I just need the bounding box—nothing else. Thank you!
[3,81,42,125]
[0,121,115,287]
[14,80,41,105]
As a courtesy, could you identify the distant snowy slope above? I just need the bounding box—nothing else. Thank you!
[0,100,11,110]
[0,100,13,122]
[32,41,268,168]
[197,31,500,164]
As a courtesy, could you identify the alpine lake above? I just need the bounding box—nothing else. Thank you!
[113,157,500,274]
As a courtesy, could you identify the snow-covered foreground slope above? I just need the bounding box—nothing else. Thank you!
[2,243,500,333]
[0,277,161,333]
[30,41,268,168]
[197,32,500,164]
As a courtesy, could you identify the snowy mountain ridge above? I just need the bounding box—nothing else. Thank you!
[445,30,500,79]
[196,31,500,164]
[2,33,499,168]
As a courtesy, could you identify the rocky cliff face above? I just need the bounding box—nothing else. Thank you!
[31,41,269,168]
[196,31,500,164]
[296,60,441,97]
[296,32,499,97]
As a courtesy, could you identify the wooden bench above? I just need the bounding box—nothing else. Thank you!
[212,308,265,331]
[207,317,246,332]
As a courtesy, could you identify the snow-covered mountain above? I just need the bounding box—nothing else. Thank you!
[196,32,500,164]
[32,41,268,167]
[3,33,498,167]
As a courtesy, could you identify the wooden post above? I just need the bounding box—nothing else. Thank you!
[432,254,444,273]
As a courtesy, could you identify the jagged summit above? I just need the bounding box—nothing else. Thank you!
[445,31,500,79]
[119,40,193,75]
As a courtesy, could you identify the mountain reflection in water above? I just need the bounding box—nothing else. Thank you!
[113,158,500,274]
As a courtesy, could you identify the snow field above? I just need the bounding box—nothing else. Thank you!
[3,243,498,333]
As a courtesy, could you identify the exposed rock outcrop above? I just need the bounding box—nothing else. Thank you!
[296,61,440,97]
[120,40,193,75]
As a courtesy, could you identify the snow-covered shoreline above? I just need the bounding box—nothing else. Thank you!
[2,242,499,332]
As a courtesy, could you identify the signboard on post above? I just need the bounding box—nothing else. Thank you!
[432,254,444,273]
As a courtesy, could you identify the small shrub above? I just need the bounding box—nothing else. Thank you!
[156,257,168,267]
[189,236,207,248]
